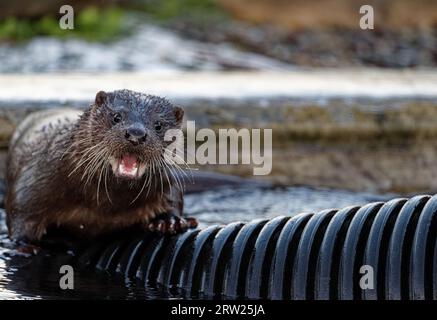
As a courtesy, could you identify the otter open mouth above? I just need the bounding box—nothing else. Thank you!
[109,155,147,179]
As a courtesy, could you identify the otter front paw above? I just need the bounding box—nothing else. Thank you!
[148,214,198,235]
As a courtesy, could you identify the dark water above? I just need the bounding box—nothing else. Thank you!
[0,186,393,299]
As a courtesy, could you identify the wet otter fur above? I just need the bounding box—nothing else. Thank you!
[5,89,197,242]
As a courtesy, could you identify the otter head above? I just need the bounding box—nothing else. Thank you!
[90,89,184,180]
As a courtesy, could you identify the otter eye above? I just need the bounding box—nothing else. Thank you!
[113,113,122,123]
[154,121,163,132]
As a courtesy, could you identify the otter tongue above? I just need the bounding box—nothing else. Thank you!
[119,155,138,177]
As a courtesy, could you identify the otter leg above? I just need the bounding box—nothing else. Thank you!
[148,213,198,235]
[8,215,47,243]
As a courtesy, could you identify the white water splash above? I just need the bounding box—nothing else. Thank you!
[0,25,293,74]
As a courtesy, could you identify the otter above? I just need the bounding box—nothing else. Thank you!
[5,89,197,243]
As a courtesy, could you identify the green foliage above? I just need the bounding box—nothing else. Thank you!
[0,18,34,41]
[140,0,225,21]
[75,7,126,41]
[0,1,227,42]
[0,7,126,42]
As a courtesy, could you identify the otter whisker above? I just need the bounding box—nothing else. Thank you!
[160,158,184,189]
[96,159,105,205]
[61,135,93,159]
[151,157,163,198]
[129,168,150,205]
[69,139,105,162]
[81,152,101,183]
[164,148,193,171]
[171,164,185,191]
[172,152,195,172]
[157,160,164,198]
[161,158,184,192]
[82,148,108,185]
[104,165,113,204]
[166,165,182,192]
[151,158,160,196]
[68,141,106,178]
[164,151,194,183]
[144,166,153,199]
[95,150,110,204]
[165,156,192,185]
[172,161,190,185]
[159,158,173,195]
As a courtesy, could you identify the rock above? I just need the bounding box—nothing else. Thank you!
[171,17,437,68]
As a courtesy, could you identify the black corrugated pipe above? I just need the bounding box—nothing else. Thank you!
[76,194,437,300]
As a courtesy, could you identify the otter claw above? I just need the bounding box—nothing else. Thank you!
[156,221,165,233]
[148,215,198,235]
[15,243,41,256]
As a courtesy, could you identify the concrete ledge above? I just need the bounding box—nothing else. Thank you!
[1,70,437,104]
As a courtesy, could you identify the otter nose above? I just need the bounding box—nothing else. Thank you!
[125,126,147,145]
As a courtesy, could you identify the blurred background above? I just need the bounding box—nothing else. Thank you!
[0,0,437,202]
[1,0,437,299]
[1,0,437,70]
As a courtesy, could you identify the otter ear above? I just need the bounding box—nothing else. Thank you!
[95,91,107,107]
[174,106,184,125]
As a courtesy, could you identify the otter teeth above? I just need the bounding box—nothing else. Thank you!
[118,162,139,177]
[108,155,146,178]
[117,154,140,178]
